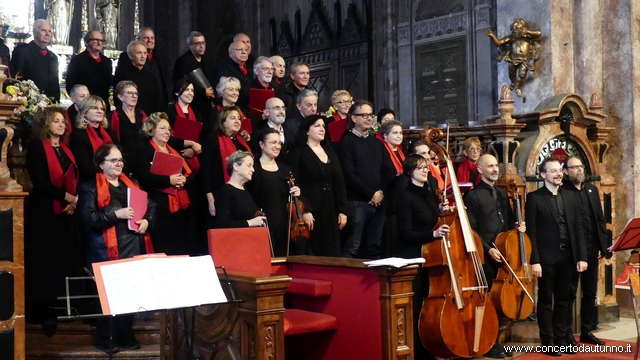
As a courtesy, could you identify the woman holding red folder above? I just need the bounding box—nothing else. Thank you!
[133,113,199,255]
[25,107,80,335]
[70,95,119,184]
[201,105,252,228]
[77,143,156,354]
[166,79,205,174]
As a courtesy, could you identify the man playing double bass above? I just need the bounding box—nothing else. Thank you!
[562,156,611,346]
[526,157,587,356]
[464,154,525,359]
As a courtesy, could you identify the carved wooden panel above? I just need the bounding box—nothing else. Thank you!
[415,38,467,126]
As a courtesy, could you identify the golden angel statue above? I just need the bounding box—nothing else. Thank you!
[44,0,74,45]
[485,19,542,97]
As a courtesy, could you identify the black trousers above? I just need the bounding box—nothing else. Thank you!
[567,246,599,335]
[413,267,436,360]
[537,248,577,343]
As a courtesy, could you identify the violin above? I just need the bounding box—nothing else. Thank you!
[419,128,498,359]
[490,179,535,320]
[285,171,310,244]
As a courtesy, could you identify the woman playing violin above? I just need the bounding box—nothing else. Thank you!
[395,154,450,360]
[246,129,314,256]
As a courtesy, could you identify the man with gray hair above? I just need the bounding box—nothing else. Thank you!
[173,31,215,118]
[283,88,318,145]
[251,56,284,102]
[283,62,310,113]
[66,30,112,105]
[212,39,252,116]
[112,40,162,114]
[11,19,60,101]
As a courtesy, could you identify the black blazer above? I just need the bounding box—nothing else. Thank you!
[11,41,59,101]
[113,60,163,115]
[525,186,587,266]
[562,181,612,258]
[66,50,113,105]
[69,127,120,184]
[117,50,168,106]
[172,50,215,118]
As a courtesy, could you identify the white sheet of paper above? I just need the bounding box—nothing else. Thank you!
[98,255,228,315]
[363,257,426,268]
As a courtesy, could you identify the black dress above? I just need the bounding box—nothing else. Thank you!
[287,144,348,257]
[112,107,146,167]
[213,184,259,228]
[25,140,81,325]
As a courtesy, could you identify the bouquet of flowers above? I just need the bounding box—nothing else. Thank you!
[6,80,56,126]
[320,105,336,117]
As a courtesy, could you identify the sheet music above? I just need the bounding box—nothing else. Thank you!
[363,257,426,268]
[96,255,228,315]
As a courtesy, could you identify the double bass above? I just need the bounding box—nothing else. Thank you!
[490,179,535,320]
[419,129,498,358]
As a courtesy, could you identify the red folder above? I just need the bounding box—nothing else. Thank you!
[610,218,640,252]
[150,151,184,195]
[127,187,148,231]
[249,88,275,116]
[172,116,202,142]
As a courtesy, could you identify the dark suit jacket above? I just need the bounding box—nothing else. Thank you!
[525,186,587,266]
[118,51,168,106]
[113,60,163,115]
[212,57,253,113]
[562,181,612,258]
[253,120,294,157]
[66,50,113,105]
[172,50,215,118]
[11,41,59,101]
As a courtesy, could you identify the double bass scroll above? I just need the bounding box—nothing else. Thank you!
[418,128,499,359]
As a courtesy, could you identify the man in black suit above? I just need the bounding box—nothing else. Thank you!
[66,31,112,105]
[173,31,215,119]
[283,89,318,146]
[562,156,611,346]
[113,41,162,115]
[212,40,252,114]
[283,62,310,113]
[251,56,285,103]
[11,19,59,101]
[526,157,588,356]
[254,97,292,157]
[464,154,526,359]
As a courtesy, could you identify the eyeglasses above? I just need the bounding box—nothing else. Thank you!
[353,113,373,118]
[190,41,206,46]
[542,168,562,175]
[416,166,429,172]
[335,100,351,105]
[259,67,275,72]
[266,140,283,147]
[466,147,482,153]
[231,48,248,52]
[566,165,584,170]
[269,106,287,111]
[90,38,106,43]
[124,91,139,97]
[103,158,124,165]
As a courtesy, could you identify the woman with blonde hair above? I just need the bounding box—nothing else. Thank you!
[70,95,119,183]
[210,76,252,141]
[326,90,352,142]
[25,107,81,335]
[456,137,483,186]
[133,112,198,255]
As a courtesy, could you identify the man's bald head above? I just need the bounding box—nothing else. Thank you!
[477,154,497,168]
[228,40,249,64]
[477,154,500,184]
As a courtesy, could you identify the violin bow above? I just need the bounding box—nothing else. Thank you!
[261,208,275,257]
[490,243,534,303]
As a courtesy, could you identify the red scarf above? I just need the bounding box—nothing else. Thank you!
[429,163,450,190]
[218,132,250,183]
[40,49,48,56]
[375,132,384,141]
[96,172,154,260]
[275,77,282,85]
[90,53,102,64]
[64,110,74,134]
[150,139,192,213]
[378,137,405,175]
[456,159,481,186]
[111,108,148,141]
[147,50,154,61]
[174,102,200,173]
[327,113,347,142]
[86,125,114,152]
[43,140,78,214]
[239,63,247,76]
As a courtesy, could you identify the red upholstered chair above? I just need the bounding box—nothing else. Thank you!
[207,228,338,337]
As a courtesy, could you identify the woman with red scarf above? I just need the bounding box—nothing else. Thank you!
[377,120,407,257]
[25,107,80,335]
[133,113,198,255]
[70,95,119,184]
[325,90,352,142]
[456,137,483,187]
[210,76,252,142]
[110,80,147,166]
[77,143,156,354]
[201,105,252,228]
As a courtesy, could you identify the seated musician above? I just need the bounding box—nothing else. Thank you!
[213,151,267,228]
[456,137,482,186]
[246,128,314,256]
[395,154,449,360]
[463,154,526,359]
[77,143,156,354]
[201,105,252,227]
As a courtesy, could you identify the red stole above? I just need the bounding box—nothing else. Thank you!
[86,125,114,152]
[111,108,148,141]
[327,113,347,142]
[218,132,251,183]
[456,159,481,186]
[375,132,384,141]
[96,172,154,260]
[150,140,192,213]
[429,163,450,191]
[239,63,248,76]
[64,110,73,134]
[43,140,78,214]
[379,138,405,175]
[147,51,154,60]
[174,102,200,173]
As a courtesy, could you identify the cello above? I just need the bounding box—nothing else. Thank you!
[285,171,310,254]
[490,179,535,320]
[419,129,499,358]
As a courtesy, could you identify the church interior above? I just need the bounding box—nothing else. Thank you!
[0,0,639,359]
